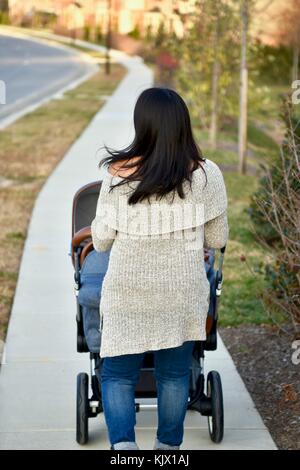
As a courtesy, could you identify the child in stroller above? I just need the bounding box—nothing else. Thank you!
[71,180,225,447]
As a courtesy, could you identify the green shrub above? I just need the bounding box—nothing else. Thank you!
[0,11,10,24]
[249,41,293,85]
[128,25,141,40]
[95,24,103,43]
[83,24,90,42]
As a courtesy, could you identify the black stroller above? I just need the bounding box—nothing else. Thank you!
[70,180,226,446]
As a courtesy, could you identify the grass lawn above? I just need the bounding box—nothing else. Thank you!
[0,61,127,341]
[219,171,274,326]
[201,161,276,327]
[191,84,288,327]
[199,160,286,327]
[65,43,107,60]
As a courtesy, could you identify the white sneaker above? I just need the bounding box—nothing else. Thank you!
[112,441,140,450]
[153,438,180,450]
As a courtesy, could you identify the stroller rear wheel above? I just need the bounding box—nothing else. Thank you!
[76,373,89,445]
[207,371,224,443]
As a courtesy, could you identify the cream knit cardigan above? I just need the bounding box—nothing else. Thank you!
[91,159,229,357]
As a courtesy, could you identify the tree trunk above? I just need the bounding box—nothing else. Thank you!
[292,43,299,81]
[238,0,248,175]
[209,10,221,150]
[209,58,221,149]
[105,0,112,75]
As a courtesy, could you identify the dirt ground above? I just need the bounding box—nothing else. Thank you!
[220,324,300,450]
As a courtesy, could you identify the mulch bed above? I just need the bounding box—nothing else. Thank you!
[219,324,300,450]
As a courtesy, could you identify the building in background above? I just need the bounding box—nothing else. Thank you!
[8,0,198,38]
[7,0,292,45]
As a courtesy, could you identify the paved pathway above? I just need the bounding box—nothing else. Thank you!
[0,36,277,450]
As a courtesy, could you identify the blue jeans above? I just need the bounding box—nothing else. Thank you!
[100,340,195,448]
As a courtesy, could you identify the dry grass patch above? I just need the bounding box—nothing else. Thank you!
[0,63,126,340]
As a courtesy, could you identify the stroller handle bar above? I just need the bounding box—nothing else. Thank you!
[72,226,92,249]
[71,226,92,267]
[215,246,226,298]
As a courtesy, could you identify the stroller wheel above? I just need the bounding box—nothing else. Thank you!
[207,371,224,443]
[76,373,89,445]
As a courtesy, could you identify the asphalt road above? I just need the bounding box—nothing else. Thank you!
[0,33,96,127]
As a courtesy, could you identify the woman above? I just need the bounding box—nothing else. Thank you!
[91,87,229,450]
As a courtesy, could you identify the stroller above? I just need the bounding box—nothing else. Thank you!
[70,180,226,446]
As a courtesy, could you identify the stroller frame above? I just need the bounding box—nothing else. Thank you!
[71,181,225,447]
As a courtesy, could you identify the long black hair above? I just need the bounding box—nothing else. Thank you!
[99,87,206,205]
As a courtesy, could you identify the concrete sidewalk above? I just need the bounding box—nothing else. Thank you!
[0,43,277,450]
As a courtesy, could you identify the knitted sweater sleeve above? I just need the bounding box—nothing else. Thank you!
[91,180,117,252]
[202,160,229,248]
[204,210,229,249]
[202,160,228,223]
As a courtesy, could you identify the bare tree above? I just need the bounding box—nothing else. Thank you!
[238,0,248,174]
[251,100,300,333]
[209,7,221,149]
[238,0,276,174]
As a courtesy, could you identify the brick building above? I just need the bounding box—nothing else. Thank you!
[8,0,198,38]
